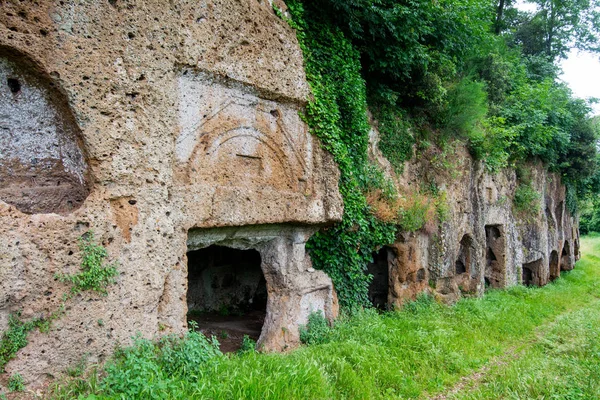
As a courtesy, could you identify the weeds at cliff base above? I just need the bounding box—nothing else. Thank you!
[50,236,600,399]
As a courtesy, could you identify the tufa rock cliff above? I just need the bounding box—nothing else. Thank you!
[0,0,579,388]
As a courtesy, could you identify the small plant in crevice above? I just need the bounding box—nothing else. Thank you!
[420,139,466,181]
[299,310,331,345]
[65,356,88,378]
[8,372,25,392]
[513,167,541,218]
[55,232,119,298]
[514,183,541,214]
[0,312,52,372]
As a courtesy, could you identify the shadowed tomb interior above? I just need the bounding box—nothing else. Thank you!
[186,245,267,352]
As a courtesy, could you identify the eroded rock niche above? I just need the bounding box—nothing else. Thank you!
[560,240,573,271]
[522,258,543,286]
[0,48,89,214]
[456,234,475,276]
[549,250,560,281]
[485,225,506,288]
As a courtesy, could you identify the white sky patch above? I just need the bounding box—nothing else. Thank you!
[515,0,538,13]
[559,51,600,116]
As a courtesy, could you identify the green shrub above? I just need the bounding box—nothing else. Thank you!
[513,182,541,214]
[8,373,25,392]
[398,197,431,233]
[100,326,222,397]
[373,104,415,173]
[440,78,488,139]
[299,311,332,345]
[470,116,514,172]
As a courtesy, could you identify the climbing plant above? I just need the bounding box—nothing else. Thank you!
[284,1,396,310]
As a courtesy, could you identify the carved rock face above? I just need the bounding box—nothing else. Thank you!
[0,49,89,214]
[0,0,345,387]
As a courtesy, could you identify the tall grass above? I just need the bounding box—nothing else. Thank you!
[51,237,600,399]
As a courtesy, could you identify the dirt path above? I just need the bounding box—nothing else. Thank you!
[425,300,594,400]
[427,346,521,400]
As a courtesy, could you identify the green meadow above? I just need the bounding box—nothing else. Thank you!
[53,235,600,399]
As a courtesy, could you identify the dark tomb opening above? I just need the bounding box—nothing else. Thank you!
[560,241,573,271]
[455,260,466,275]
[522,265,533,286]
[367,246,392,309]
[186,245,267,352]
[549,250,559,281]
[485,225,505,289]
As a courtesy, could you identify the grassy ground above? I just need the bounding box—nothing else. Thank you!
[51,236,600,400]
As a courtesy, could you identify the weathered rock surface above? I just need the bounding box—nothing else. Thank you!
[367,125,579,309]
[0,0,341,387]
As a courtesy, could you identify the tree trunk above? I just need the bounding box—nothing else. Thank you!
[495,0,506,34]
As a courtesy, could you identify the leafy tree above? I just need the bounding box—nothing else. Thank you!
[513,0,600,59]
[308,0,494,108]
